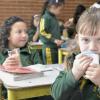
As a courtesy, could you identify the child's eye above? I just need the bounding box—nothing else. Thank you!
[15,30,22,34]
[82,38,89,43]
[24,29,28,33]
[15,29,28,34]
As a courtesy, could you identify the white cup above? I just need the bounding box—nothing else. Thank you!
[81,51,99,65]
[8,48,21,67]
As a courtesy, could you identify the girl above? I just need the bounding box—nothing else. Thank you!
[39,0,64,64]
[52,7,100,100]
[0,16,41,67]
[0,16,41,99]
[28,14,40,42]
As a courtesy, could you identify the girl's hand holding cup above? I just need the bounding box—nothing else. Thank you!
[3,48,21,70]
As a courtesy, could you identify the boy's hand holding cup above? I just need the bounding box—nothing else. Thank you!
[81,51,99,79]
[81,51,99,65]
[72,52,93,80]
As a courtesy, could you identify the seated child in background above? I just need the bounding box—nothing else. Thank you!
[67,4,86,39]
[28,14,43,63]
[28,14,40,42]
[0,16,41,99]
[0,16,41,67]
[61,4,86,48]
[52,7,100,100]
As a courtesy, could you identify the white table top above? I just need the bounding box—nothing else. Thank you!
[0,64,64,89]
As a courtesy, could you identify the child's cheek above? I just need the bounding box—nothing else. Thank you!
[79,43,88,52]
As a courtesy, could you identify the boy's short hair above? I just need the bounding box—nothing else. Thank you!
[76,7,100,36]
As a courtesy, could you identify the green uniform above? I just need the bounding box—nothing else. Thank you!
[0,44,41,99]
[51,53,100,100]
[0,45,41,66]
[28,27,38,42]
[40,9,62,64]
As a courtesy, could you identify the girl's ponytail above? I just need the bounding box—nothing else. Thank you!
[41,1,49,16]
[40,0,65,17]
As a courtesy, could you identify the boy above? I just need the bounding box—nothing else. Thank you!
[51,7,100,100]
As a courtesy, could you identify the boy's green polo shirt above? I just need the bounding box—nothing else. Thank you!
[0,46,41,66]
[40,10,61,48]
[51,53,100,100]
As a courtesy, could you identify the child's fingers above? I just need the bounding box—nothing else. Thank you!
[86,65,98,71]
[80,56,92,63]
[75,55,92,66]
[85,70,93,76]
[4,57,19,65]
[75,54,83,59]
[84,73,95,81]
[75,54,89,59]
[82,60,92,70]
[85,65,100,78]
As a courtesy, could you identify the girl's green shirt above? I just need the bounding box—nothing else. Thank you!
[40,10,61,48]
[0,45,41,66]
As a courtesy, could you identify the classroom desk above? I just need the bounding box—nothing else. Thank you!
[0,64,62,100]
[58,48,79,64]
[7,85,50,100]
[29,42,43,49]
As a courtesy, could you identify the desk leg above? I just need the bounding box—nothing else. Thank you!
[8,89,17,100]
[58,49,62,64]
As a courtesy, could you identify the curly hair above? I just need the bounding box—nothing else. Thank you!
[0,16,25,51]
